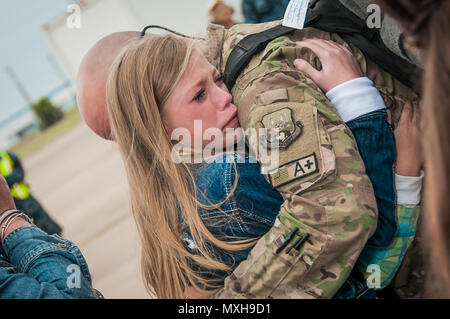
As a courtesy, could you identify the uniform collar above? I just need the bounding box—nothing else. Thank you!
[199,23,226,71]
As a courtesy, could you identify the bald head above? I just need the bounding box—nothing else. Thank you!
[77,31,140,140]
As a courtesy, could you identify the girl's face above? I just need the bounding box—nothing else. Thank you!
[162,49,241,149]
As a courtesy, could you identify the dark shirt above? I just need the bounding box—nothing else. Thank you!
[242,0,291,23]
[1,152,24,187]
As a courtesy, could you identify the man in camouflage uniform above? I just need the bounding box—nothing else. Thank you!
[199,20,419,298]
[77,20,421,298]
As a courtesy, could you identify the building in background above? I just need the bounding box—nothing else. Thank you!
[41,0,243,80]
[1,0,244,149]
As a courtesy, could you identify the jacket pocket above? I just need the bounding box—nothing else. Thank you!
[222,208,326,299]
[247,87,337,195]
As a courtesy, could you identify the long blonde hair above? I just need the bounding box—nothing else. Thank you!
[106,34,255,298]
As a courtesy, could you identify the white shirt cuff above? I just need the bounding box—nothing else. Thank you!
[395,170,424,207]
[325,77,386,122]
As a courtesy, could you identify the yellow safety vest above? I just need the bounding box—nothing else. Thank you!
[0,151,30,200]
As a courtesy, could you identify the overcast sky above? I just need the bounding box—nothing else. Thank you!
[0,0,74,121]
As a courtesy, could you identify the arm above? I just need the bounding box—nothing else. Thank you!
[357,193,421,289]
[214,37,380,299]
[356,102,423,289]
[327,77,398,248]
[300,40,423,290]
[0,227,97,299]
[0,175,97,299]
[214,37,419,299]
[5,152,24,187]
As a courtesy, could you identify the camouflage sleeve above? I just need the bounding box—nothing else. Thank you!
[356,205,421,290]
[209,25,380,299]
[211,86,378,299]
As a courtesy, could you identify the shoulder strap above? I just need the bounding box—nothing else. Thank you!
[304,0,422,94]
[223,0,421,94]
[223,25,294,91]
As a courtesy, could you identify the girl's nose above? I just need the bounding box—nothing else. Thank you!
[216,86,232,110]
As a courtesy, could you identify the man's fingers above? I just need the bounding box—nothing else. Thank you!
[294,58,321,82]
[308,38,349,56]
[318,38,341,51]
[296,39,329,61]
[297,39,354,66]
[335,42,353,55]
[400,101,413,125]
[387,109,392,125]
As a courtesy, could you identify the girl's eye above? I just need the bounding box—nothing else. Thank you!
[193,89,206,102]
[215,75,223,83]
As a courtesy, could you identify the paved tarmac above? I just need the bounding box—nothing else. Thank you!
[22,123,150,298]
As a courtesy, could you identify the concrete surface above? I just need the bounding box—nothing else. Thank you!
[22,122,150,299]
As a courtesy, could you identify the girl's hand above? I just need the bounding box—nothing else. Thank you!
[294,38,363,93]
[393,101,423,177]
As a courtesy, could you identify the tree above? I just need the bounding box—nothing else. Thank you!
[32,97,64,130]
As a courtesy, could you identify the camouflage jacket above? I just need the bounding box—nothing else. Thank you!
[201,21,419,298]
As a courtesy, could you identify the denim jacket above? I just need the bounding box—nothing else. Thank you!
[182,111,419,298]
[186,152,283,283]
[0,226,97,299]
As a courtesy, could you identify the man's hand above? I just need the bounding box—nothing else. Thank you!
[0,175,15,214]
[294,38,363,93]
[393,101,423,176]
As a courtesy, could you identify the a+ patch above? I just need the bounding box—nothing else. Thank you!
[268,153,319,188]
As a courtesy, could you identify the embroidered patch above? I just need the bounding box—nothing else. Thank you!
[268,153,319,188]
[260,107,303,150]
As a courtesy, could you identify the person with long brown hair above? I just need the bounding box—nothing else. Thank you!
[375,0,450,298]
[100,31,423,298]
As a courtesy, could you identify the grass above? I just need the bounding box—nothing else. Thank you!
[8,107,83,159]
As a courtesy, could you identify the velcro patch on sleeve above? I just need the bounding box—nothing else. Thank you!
[268,153,318,188]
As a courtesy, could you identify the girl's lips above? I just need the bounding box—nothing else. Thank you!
[223,114,239,130]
